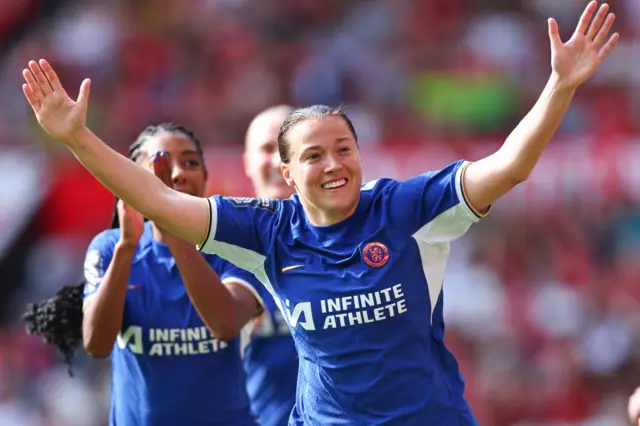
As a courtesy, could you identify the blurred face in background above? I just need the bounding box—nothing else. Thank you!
[243,107,294,200]
[281,116,362,226]
[140,132,207,197]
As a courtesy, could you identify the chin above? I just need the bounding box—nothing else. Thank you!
[324,198,357,216]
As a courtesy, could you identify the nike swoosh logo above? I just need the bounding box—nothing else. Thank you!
[127,285,141,290]
[281,265,304,273]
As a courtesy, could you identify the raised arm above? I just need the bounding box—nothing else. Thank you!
[463,1,618,212]
[82,202,143,358]
[21,59,209,245]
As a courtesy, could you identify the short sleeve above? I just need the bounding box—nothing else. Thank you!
[217,259,265,314]
[197,196,280,273]
[82,231,118,308]
[388,160,489,243]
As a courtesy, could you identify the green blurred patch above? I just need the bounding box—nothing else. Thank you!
[409,72,519,133]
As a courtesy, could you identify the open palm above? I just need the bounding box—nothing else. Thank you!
[549,1,618,89]
[22,59,91,145]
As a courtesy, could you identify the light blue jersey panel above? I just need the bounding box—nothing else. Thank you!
[198,160,487,425]
[83,222,259,426]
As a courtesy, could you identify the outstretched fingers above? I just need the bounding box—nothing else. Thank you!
[22,68,45,102]
[593,12,616,47]
[598,32,619,61]
[39,59,66,94]
[22,83,40,111]
[574,1,598,37]
[585,3,609,41]
[28,60,53,96]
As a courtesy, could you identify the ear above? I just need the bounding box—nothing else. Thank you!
[280,163,295,186]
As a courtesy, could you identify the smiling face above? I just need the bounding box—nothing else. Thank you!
[280,115,362,226]
[137,131,207,197]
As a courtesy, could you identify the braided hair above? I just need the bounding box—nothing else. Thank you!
[23,123,204,376]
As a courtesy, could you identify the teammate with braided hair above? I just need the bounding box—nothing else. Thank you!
[23,284,83,373]
[24,123,263,426]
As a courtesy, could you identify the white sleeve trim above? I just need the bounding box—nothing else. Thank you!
[197,197,219,253]
[221,277,265,315]
[454,161,490,222]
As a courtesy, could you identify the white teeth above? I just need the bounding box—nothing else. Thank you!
[322,179,346,189]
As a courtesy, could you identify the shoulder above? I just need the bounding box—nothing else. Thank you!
[84,229,120,283]
[87,228,121,252]
[216,195,281,214]
[361,178,398,194]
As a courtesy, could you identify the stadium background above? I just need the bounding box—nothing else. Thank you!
[0,0,639,425]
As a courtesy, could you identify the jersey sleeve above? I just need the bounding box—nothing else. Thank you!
[388,160,489,243]
[82,231,118,309]
[197,196,280,273]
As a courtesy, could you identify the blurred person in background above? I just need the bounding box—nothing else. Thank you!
[23,124,265,426]
[242,105,298,426]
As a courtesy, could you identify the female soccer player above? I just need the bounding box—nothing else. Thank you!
[23,124,263,426]
[20,2,618,424]
[242,105,298,426]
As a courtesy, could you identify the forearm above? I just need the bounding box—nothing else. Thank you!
[495,75,576,180]
[82,243,136,357]
[464,76,576,210]
[67,128,208,244]
[167,237,248,340]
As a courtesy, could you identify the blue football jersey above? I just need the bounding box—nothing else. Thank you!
[83,222,259,426]
[243,284,298,426]
[198,160,487,426]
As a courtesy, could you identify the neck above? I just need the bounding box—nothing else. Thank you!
[303,198,359,227]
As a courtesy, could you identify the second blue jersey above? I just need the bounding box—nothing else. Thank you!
[199,160,486,425]
[243,287,298,426]
[83,222,258,426]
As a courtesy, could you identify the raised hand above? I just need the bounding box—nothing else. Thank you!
[22,59,91,145]
[151,151,173,188]
[117,200,145,248]
[548,1,619,90]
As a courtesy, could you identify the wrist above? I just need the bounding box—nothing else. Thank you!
[62,126,91,149]
[547,73,579,96]
[115,240,138,253]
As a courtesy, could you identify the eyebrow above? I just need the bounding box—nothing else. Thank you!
[142,149,201,162]
[298,137,353,158]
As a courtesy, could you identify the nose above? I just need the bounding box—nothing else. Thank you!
[171,162,187,184]
[324,154,342,174]
[270,151,281,169]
